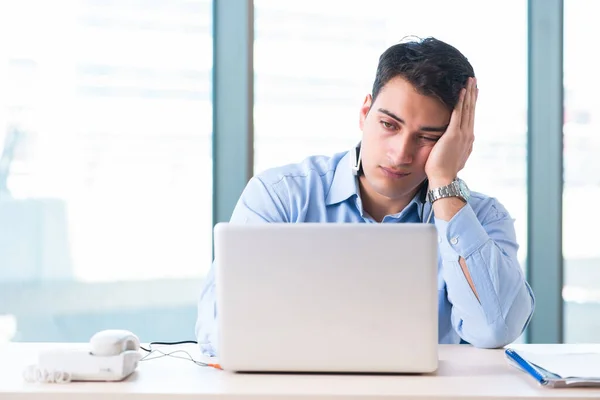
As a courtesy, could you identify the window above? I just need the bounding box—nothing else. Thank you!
[563,0,600,343]
[0,0,212,342]
[253,0,527,263]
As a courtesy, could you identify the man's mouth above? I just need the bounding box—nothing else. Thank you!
[380,166,411,178]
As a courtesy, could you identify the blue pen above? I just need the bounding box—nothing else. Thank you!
[505,348,548,385]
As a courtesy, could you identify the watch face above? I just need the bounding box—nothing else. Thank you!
[458,179,471,200]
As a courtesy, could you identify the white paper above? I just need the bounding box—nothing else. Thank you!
[518,350,600,379]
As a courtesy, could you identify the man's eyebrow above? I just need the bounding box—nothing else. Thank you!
[377,108,448,133]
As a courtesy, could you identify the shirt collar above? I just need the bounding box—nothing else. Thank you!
[325,150,428,220]
[401,191,426,221]
[325,150,359,206]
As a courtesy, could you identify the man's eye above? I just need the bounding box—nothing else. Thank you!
[381,121,394,129]
[419,136,438,142]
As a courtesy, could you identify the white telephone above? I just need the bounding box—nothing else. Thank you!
[24,329,142,383]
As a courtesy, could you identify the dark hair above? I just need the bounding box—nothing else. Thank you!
[371,37,475,112]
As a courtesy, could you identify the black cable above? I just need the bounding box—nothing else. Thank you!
[139,340,197,353]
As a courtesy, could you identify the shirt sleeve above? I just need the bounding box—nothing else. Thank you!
[434,198,535,348]
[195,176,288,356]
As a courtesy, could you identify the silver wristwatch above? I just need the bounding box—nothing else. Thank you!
[427,178,471,203]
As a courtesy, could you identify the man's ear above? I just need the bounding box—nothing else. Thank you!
[359,94,373,130]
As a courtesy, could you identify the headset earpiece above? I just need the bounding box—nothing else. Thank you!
[350,143,362,176]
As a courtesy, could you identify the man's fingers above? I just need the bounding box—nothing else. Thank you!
[469,78,478,132]
[461,80,469,131]
[461,77,474,132]
[451,87,466,130]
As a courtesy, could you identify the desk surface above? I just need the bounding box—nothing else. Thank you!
[2,343,600,400]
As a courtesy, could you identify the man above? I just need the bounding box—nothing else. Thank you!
[195,37,535,356]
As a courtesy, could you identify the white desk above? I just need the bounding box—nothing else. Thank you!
[2,343,600,400]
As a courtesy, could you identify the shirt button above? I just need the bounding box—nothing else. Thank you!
[450,237,459,245]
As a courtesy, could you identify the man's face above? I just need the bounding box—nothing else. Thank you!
[359,76,451,201]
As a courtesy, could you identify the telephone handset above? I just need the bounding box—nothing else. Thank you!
[89,329,140,356]
[24,329,142,383]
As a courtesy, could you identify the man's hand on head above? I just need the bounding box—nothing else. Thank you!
[425,77,478,189]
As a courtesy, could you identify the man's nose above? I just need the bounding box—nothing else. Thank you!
[388,134,414,166]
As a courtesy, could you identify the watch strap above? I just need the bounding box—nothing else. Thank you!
[427,180,463,203]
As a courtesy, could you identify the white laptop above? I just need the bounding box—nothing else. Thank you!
[213,222,439,374]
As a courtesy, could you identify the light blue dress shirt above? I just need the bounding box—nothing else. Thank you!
[195,150,535,356]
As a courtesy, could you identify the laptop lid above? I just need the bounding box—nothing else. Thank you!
[214,222,439,373]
